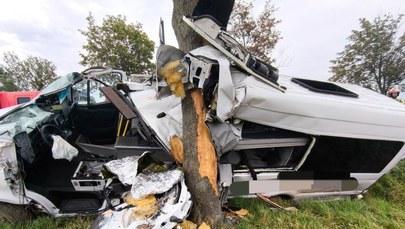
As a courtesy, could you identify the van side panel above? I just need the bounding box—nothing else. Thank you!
[0,141,25,204]
[299,136,403,174]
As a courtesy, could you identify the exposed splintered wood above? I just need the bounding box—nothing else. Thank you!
[191,89,219,196]
[169,135,184,164]
[158,60,186,97]
[182,88,222,227]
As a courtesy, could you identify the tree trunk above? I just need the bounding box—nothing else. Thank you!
[172,0,223,227]
[172,0,202,52]
[182,89,222,227]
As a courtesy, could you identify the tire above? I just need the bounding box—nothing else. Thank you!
[0,203,31,224]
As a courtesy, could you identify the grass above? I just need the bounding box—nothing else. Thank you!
[229,195,404,229]
[0,215,95,229]
[230,160,405,229]
[1,160,404,229]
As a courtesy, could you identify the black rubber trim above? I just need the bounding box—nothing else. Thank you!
[292,78,359,98]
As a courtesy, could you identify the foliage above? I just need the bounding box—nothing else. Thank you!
[0,67,18,91]
[79,13,155,75]
[1,52,57,91]
[330,14,405,94]
[228,0,282,64]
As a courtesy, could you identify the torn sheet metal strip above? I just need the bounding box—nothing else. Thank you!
[183,16,284,93]
[189,46,235,122]
[104,152,150,185]
[131,169,184,199]
[206,121,242,156]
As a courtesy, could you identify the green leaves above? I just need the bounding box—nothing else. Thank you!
[228,0,282,64]
[79,13,155,75]
[330,14,405,94]
[0,67,18,91]
[1,52,57,91]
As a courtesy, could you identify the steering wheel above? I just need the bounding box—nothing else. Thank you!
[40,124,64,147]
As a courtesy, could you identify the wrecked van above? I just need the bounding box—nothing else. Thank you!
[0,16,405,228]
[0,68,191,227]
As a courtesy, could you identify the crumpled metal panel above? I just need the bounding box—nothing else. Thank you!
[131,169,184,199]
[207,121,242,156]
[129,90,182,149]
[104,152,183,199]
[104,153,147,185]
[128,46,247,150]
[188,46,235,122]
[92,180,192,229]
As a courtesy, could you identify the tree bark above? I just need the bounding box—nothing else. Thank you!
[171,0,223,227]
[182,89,222,227]
[172,0,202,52]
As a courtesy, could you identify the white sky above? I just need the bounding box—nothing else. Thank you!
[0,0,404,80]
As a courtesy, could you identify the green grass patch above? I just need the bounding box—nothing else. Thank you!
[367,160,405,202]
[229,196,404,229]
[2,161,404,229]
[229,160,405,229]
[0,215,95,229]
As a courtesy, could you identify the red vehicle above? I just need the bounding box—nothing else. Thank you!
[0,91,40,108]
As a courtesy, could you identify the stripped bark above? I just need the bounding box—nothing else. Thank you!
[181,89,222,227]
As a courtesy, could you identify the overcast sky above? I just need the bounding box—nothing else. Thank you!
[0,0,404,80]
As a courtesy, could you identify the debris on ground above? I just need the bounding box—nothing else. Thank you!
[256,194,298,211]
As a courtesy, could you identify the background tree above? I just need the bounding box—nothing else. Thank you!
[228,0,281,64]
[1,52,57,91]
[79,13,155,75]
[329,14,405,94]
[0,67,18,91]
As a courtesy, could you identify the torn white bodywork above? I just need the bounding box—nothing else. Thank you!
[92,180,192,229]
[131,45,405,147]
[129,90,182,149]
[129,39,405,200]
[188,46,236,122]
[0,138,29,204]
[234,76,405,142]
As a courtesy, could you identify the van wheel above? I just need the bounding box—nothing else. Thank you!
[0,203,31,224]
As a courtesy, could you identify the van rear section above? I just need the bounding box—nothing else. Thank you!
[0,91,40,108]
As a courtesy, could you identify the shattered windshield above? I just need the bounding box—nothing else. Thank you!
[40,73,77,95]
[0,105,51,136]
